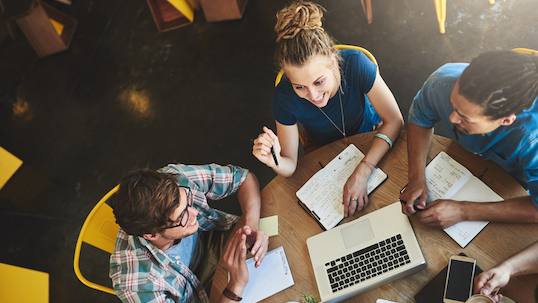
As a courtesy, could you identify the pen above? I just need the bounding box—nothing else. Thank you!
[246,245,253,255]
[399,199,423,212]
[271,146,279,168]
[478,167,489,180]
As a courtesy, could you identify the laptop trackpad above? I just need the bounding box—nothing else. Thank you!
[341,218,375,250]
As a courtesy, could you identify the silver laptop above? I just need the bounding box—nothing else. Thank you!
[306,202,426,302]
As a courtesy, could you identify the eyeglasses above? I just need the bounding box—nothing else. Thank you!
[164,187,193,229]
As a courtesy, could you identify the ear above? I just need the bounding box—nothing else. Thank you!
[331,53,337,67]
[499,114,516,126]
[142,233,160,241]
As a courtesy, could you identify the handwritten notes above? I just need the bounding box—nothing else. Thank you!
[425,152,502,247]
[296,144,387,230]
[241,246,294,303]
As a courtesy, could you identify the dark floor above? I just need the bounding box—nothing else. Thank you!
[0,0,537,302]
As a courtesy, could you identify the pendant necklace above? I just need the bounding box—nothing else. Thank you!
[318,90,346,138]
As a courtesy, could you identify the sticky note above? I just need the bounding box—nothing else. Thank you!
[259,215,278,237]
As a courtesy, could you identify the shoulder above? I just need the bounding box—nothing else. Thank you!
[426,63,468,86]
[340,49,376,70]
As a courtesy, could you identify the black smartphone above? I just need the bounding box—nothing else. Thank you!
[443,255,477,303]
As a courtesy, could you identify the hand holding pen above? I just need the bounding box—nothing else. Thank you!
[252,126,280,168]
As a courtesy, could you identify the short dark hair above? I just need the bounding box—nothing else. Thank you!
[458,50,538,120]
[112,168,180,236]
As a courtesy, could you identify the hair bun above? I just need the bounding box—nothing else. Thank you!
[275,1,325,42]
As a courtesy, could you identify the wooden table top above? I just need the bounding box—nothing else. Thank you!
[211,130,538,303]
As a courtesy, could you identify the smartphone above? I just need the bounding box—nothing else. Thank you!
[443,255,477,303]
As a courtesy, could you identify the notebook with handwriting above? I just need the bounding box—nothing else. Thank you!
[424,152,502,248]
[296,144,387,230]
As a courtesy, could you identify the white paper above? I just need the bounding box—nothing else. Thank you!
[296,144,387,229]
[426,152,502,248]
[241,246,294,303]
[444,176,502,247]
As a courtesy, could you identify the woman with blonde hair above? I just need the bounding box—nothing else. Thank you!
[253,1,403,217]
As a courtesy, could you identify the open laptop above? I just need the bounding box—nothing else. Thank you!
[306,202,426,302]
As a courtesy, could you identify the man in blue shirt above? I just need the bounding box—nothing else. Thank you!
[400,50,538,228]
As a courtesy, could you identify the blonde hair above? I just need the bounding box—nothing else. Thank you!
[274,1,341,70]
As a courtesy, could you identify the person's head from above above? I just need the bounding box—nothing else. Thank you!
[275,1,342,108]
[113,168,199,242]
[450,50,538,135]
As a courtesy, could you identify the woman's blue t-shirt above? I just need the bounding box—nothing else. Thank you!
[272,49,381,144]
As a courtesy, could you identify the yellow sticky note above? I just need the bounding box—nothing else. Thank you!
[259,215,278,237]
[49,18,64,36]
[0,147,22,189]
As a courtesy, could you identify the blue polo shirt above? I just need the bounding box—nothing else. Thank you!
[409,63,538,208]
[273,49,381,144]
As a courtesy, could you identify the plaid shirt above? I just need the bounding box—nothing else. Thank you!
[110,164,248,303]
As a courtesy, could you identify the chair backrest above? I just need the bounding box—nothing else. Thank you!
[73,185,119,295]
[512,48,538,55]
[274,44,378,86]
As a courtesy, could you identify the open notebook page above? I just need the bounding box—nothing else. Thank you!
[444,176,502,247]
[425,152,473,202]
[240,246,294,303]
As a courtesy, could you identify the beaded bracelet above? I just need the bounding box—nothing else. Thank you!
[374,133,393,148]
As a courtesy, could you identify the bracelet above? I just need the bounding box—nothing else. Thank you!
[361,159,376,170]
[374,133,393,148]
[223,288,242,301]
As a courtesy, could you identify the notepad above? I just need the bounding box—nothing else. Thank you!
[296,144,387,230]
[241,246,294,303]
[424,152,502,248]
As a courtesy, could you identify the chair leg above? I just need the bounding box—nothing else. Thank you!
[360,0,373,24]
[434,0,446,34]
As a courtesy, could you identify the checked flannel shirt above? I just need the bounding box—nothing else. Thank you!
[110,163,248,303]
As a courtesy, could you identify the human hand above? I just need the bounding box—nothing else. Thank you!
[474,266,511,302]
[416,199,466,229]
[252,126,280,168]
[241,225,269,268]
[399,179,429,216]
[222,229,249,290]
[342,165,370,217]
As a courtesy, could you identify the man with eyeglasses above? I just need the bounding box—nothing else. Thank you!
[109,163,269,303]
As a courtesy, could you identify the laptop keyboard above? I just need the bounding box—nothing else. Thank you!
[324,234,410,293]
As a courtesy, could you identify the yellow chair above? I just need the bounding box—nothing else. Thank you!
[73,185,119,295]
[434,0,495,34]
[274,44,378,145]
[0,263,49,303]
[512,48,538,55]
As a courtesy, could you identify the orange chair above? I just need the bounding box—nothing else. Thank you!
[73,185,119,295]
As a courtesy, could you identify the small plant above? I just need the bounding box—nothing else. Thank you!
[301,294,320,303]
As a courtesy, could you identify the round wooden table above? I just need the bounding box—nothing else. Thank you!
[211,131,538,303]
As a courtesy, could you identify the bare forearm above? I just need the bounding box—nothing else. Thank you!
[270,155,297,177]
[498,240,538,277]
[462,196,538,223]
[237,172,262,229]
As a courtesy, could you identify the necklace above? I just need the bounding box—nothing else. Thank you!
[318,90,346,138]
